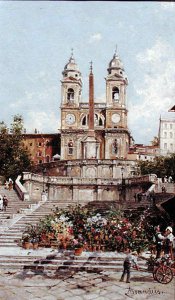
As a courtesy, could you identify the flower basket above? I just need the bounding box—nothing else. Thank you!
[22,242,33,249]
[74,247,83,256]
[33,242,39,250]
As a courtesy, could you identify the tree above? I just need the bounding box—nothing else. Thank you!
[138,154,175,181]
[0,115,32,181]
[151,136,159,146]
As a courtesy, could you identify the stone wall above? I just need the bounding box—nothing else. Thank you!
[22,172,152,205]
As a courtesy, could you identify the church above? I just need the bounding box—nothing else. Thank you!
[23,49,148,203]
[60,49,133,161]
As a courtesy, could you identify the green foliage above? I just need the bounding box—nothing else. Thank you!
[0,115,32,180]
[21,205,156,253]
[138,153,175,181]
[151,136,159,146]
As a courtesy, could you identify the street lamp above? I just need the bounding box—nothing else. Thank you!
[42,168,47,192]
[121,166,124,184]
[120,166,126,202]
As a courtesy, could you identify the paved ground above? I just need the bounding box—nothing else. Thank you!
[0,266,174,300]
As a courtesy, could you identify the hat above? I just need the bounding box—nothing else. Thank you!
[131,251,138,256]
[166,226,173,233]
[154,225,160,231]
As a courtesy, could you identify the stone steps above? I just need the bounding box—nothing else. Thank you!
[0,195,75,247]
[0,253,148,273]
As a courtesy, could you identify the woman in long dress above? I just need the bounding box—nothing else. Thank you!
[0,195,3,210]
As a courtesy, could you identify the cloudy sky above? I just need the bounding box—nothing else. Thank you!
[0,1,175,144]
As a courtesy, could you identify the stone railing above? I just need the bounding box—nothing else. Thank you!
[23,172,155,188]
[15,175,30,201]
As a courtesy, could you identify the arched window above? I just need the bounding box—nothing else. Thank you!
[99,117,103,126]
[67,88,74,101]
[112,87,119,101]
[112,139,118,154]
[82,116,87,126]
[94,114,103,126]
[68,140,74,155]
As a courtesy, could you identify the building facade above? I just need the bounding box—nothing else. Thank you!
[158,117,175,156]
[128,144,159,161]
[22,133,60,165]
[60,50,133,161]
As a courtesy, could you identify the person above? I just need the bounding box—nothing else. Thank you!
[8,178,13,191]
[3,195,8,212]
[0,195,3,211]
[168,176,173,183]
[137,193,142,203]
[161,185,166,193]
[4,181,9,189]
[164,226,174,260]
[153,225,165,259]
[120,249,139,283]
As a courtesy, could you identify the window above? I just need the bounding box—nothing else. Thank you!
[164,123,167,129]
[170,132,173,138]
[94,114,103,126]
[164,132,167,138]
[68,140,74,155]
[38,142,42,147]
[30,143,32,147]
[39,160,43,164]
[112,87,119,101]
[38,151,42,157]
[112,139,118,154]
[46,155,50,163]
[82,116,87,126]
[170,144,173,151]
[99,117,103,126]
[67,88,74,101]
[170,124,173,129]
[164,143,167,149]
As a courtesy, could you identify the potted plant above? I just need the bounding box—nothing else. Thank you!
[31,237,39,250]
[73,236,84,256]
[21,233,32,249]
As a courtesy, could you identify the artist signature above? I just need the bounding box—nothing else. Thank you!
[125,286,166,298]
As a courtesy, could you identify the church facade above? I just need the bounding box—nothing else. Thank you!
[23,50,147,204]
[60,50,133,161]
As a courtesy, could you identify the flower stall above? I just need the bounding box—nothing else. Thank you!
[20,204,151,253]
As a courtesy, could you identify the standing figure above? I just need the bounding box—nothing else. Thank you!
[162,185,166,193]
[164,227,174,260]
[154,225,165,259]
[8,179,13,191]
[3,195,8,212]
[0,195,3,211]
[120,249,139,283]
[4,181,9,189]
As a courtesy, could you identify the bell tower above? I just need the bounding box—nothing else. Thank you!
[61,51,82,131]
[60,51,82,160]
[61,50,82,109]
[105,48,130,159]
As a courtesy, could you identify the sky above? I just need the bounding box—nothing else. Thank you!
[0,1,175,144]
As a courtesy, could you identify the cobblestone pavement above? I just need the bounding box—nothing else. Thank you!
[0,268,174,300]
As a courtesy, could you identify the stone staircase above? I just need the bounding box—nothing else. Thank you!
[0,251,148,274]
[0,185,78,246]
[84,200,150,220]
[0,187,38,223]
[0,183,172,274]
